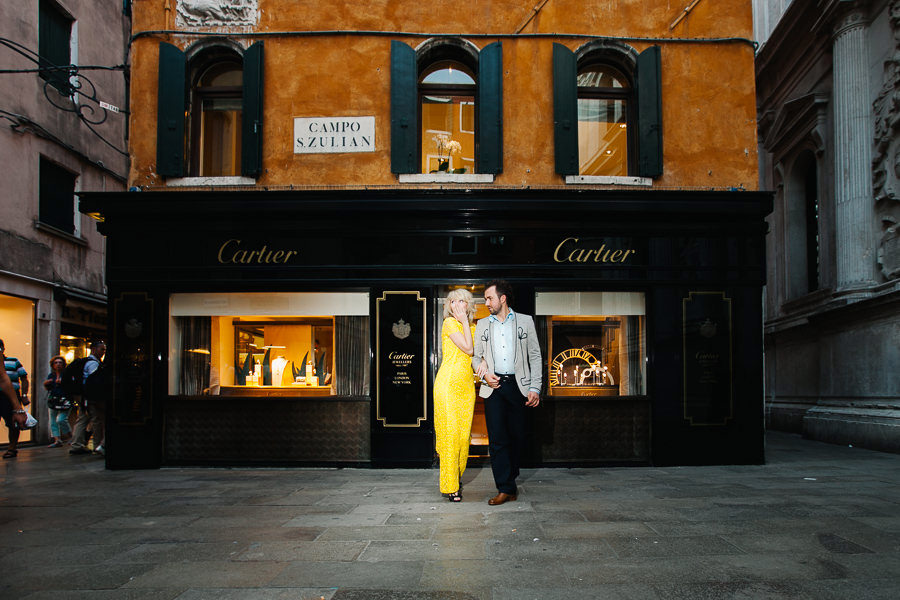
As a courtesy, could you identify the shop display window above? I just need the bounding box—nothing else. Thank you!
[537,291,646,397]
[59,334,91,364]
[169,292,370,397]
[232,319,333,388]
[0,293,36,442]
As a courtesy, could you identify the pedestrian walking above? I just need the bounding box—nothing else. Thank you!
[69,340,107,456]
[1,339,28,458]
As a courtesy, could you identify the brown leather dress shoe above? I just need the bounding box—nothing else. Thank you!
[488,492,517,506]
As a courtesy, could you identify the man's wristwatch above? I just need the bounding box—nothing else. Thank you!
[13,409,26,414]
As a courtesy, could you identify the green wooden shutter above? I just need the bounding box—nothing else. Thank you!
[636,45,663,178]
[242,41,264,177]
[156,42,186,178]
[390,41,417,174]
[553,43,578,176]
[477,42,503,175]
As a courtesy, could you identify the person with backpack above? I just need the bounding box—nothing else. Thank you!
[1,340,28,458]
[69,340,107,456]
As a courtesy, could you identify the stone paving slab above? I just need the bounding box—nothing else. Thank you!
[270,560,425,589]
[235,540,367,562]
[20,591,181,600]
[2,432,900,599]
[122,560,289,589]
[358,540,488,561]
[174,591,337,600]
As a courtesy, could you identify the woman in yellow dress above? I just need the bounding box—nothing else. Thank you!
[433,288,476,502]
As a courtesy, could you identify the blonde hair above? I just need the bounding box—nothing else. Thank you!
[442,288,475,323]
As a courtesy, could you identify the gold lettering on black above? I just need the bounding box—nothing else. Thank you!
[217,239,298,265]
[553,238,636,264]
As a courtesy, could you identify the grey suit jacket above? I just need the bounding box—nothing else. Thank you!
[471,312,543,399]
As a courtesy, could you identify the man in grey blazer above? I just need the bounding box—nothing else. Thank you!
[473,280,542,505]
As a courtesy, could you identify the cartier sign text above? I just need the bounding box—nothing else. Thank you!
[553,237,636,264]
[217,239,298,264]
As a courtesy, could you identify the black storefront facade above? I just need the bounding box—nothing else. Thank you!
[80,187,772,470]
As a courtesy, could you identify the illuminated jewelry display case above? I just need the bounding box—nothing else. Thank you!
[538,291,646,399]
[232,318,334,390]
[548,317,622,396]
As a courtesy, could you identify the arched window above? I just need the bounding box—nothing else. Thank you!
[554,42,662,179]
[156,41,264,179]
[391,39,502,175]
[419,61,476,174]
[576,62,632,176]
[189,51,243,176]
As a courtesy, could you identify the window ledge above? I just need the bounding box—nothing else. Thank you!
[781,288,834,313]
[34,221,88,246]
[398,173,494,184]
[565,175,652,186]
[166,176,256,187]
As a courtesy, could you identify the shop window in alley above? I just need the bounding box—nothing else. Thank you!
[156,41,264,178]
[38,156,77,235]
[391,38,503,175]
[554,42,662,179]
[39,0,74,95]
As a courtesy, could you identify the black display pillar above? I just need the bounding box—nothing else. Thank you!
[370,289,435,467]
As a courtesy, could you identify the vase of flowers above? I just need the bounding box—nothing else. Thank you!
[431,133,466,174]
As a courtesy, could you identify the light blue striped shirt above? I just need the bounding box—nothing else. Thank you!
[4,357,27,392]
[489,309,516,374]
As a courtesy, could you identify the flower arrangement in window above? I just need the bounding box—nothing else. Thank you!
[431,133,466,174]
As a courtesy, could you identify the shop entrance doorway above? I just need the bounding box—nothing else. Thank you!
[0,293,35,445]
[433,285,490,460]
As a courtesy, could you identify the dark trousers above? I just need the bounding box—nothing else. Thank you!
[484,379,527,495]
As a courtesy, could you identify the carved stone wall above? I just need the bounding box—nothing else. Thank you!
[873,0,900,280]
[176,0,259,28]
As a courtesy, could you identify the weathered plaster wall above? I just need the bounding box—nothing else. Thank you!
[0,0,126,291]
[128,0,759,189]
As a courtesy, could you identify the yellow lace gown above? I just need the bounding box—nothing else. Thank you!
[433,317,476,494]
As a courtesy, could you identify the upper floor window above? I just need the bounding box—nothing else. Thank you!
[554,42,662,179]
[38,0,73,95]
[190,53,243,176]
[420,62,475,174]
[156,41,263,179]
[577,64,632,176]
[38,156,78,236]
[391,39,502,176]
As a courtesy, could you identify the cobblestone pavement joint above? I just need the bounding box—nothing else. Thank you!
[2,431,900,599]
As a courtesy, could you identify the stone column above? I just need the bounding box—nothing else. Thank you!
[832,9,877,290]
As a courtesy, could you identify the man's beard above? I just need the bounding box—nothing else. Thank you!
[487,304,499,315]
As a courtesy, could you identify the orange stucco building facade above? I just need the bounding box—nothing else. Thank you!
[126,0,759,190]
